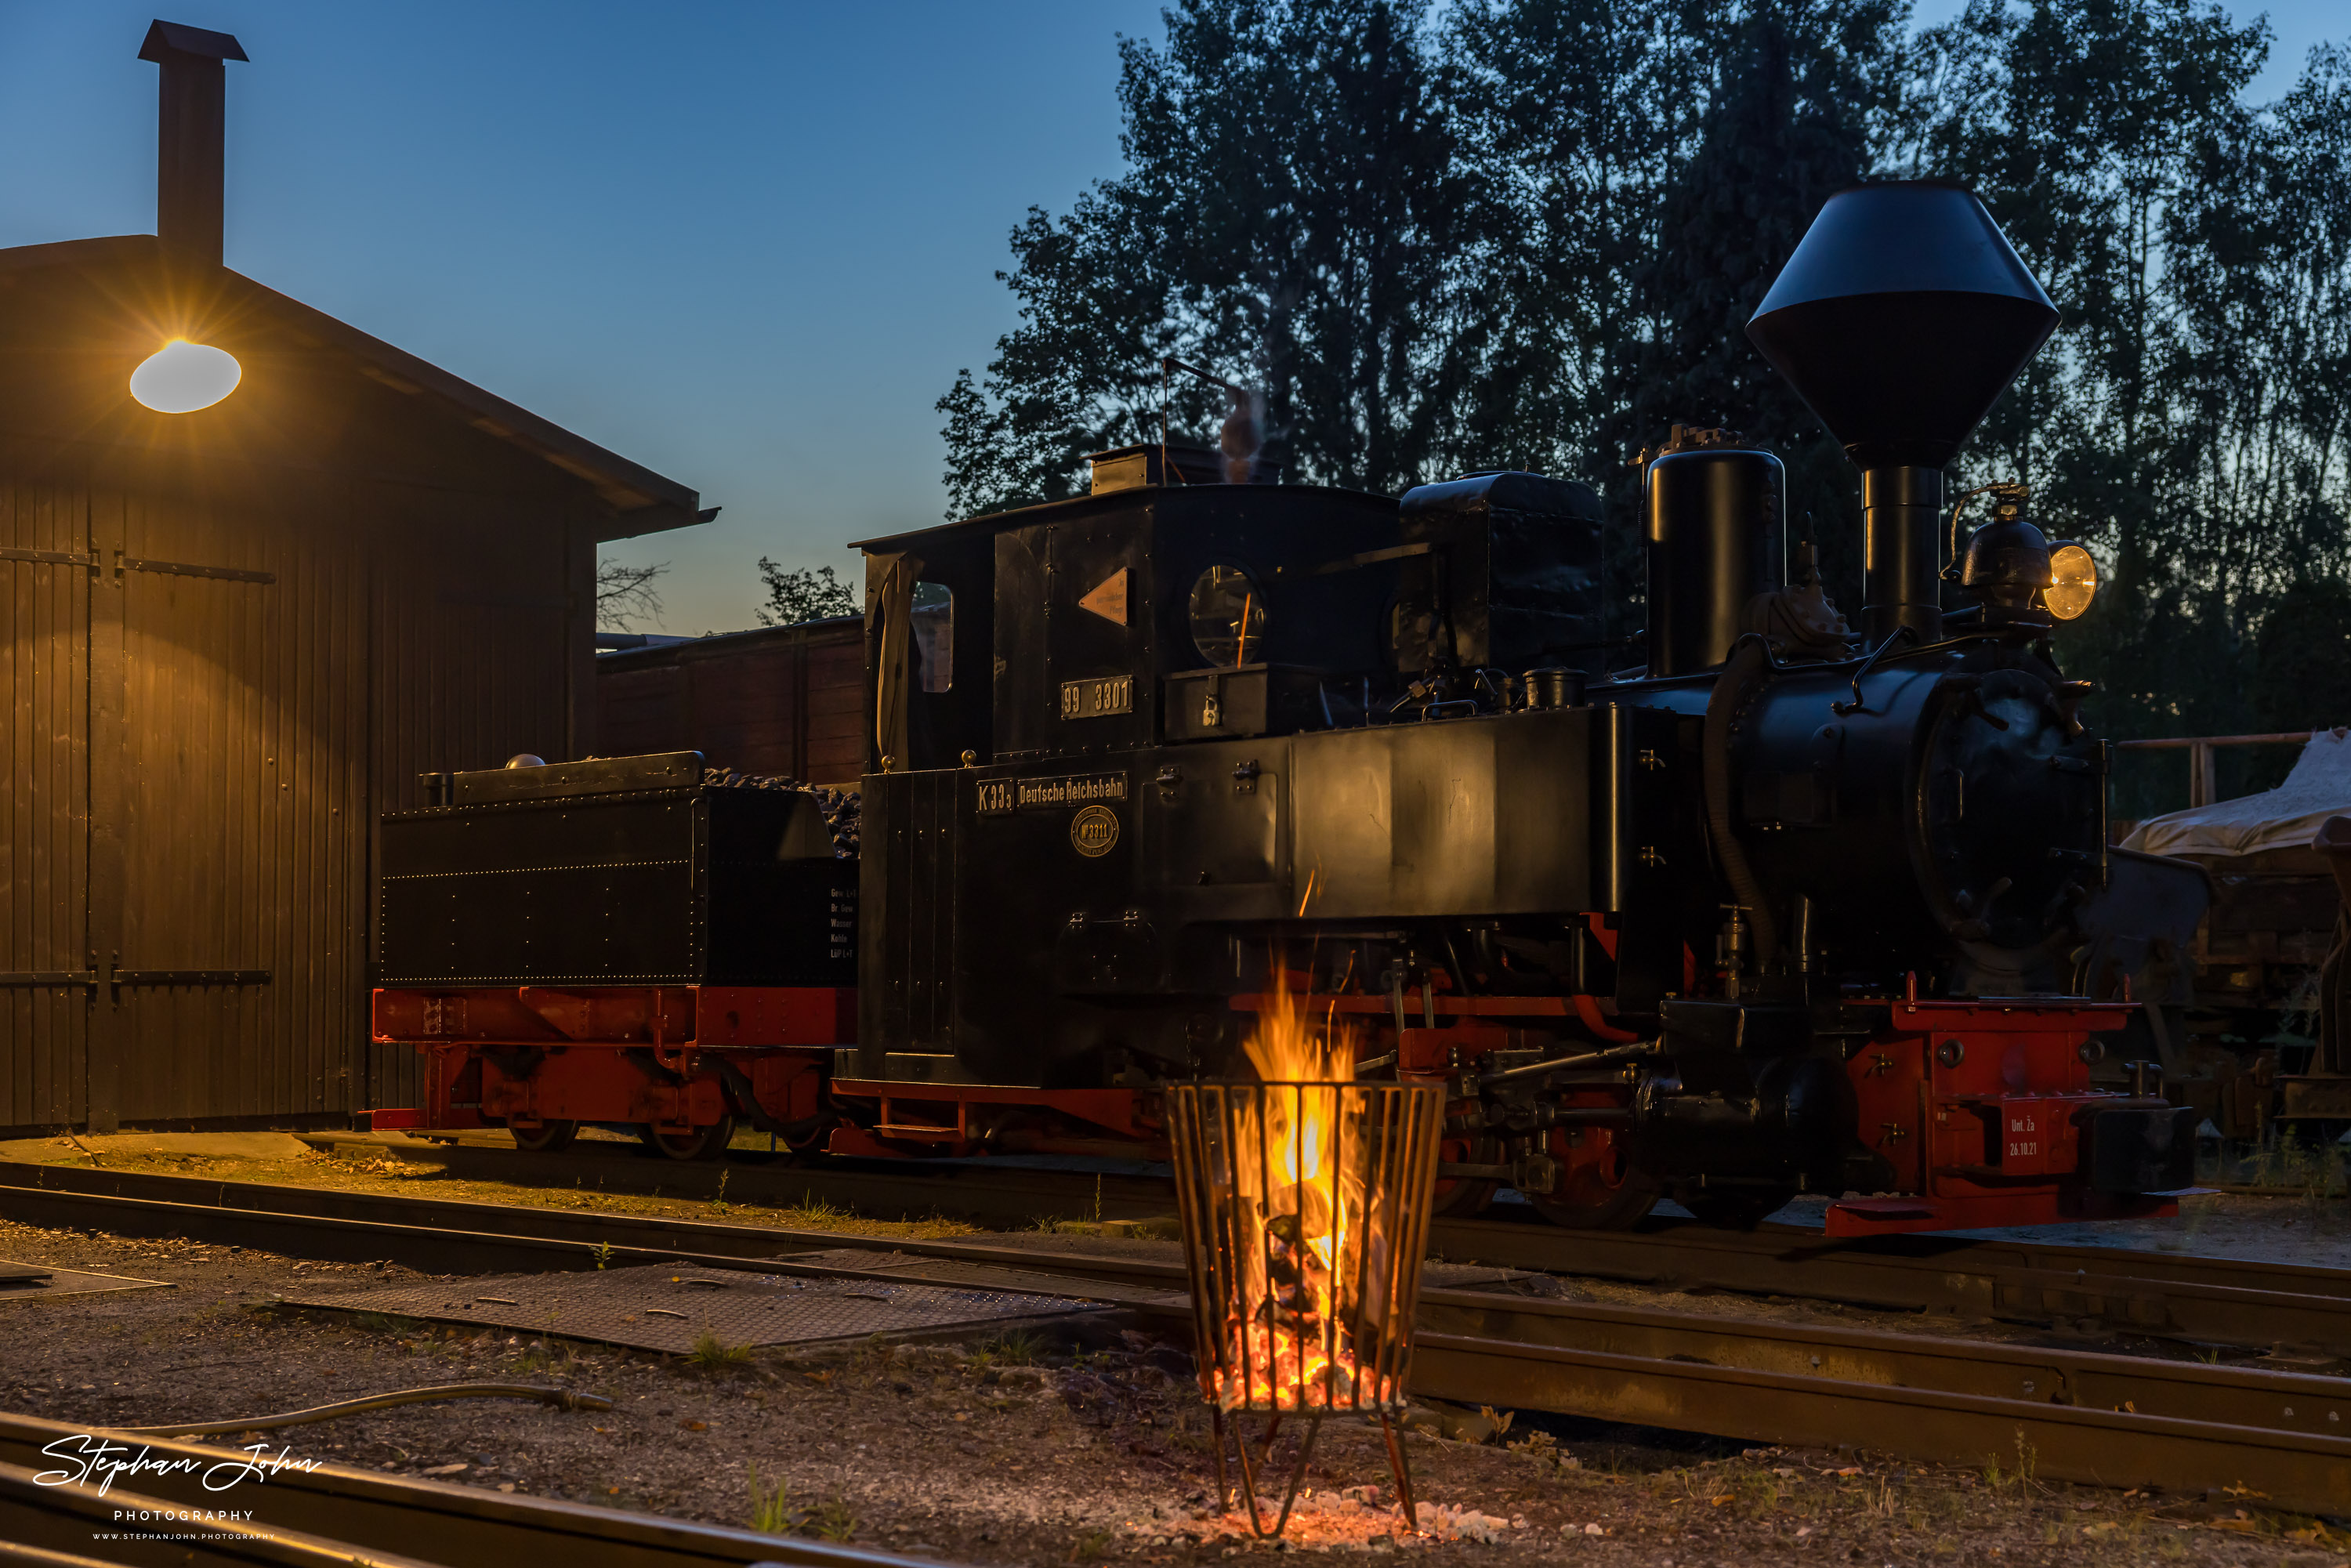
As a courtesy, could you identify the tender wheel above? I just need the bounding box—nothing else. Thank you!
[638,1114,735,1161]
[1680,1187,1796,1230]
[507,1118,577,1153]
[1526,1124,1657,1230]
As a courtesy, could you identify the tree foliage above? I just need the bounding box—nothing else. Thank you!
[942,0,2351,802]
[755,560,860,626]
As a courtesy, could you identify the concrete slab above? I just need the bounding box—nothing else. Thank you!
[0,1132,316,1164]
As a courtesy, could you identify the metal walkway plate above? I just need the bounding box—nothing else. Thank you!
[0,1260,168,1303]
[280,1262,1105,1353]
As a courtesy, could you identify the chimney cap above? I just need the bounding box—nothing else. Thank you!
[139,20,248,63]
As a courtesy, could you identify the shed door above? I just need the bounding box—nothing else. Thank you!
[0,469,92,1132]
[83,479,366,1132]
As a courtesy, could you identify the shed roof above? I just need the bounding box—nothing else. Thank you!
[0,234,708,541]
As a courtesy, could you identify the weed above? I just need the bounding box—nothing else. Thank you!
[778,1198,854,1229]
[351,1313,422,1336]
[1092,1173,1103,1224]
[1070,1527,1114,1561]
[808,1493,857,1541]
[974,1327,1047,1367]
[690,1330,754,1372]
[710,1170,733,1215]
[748,1465,793,1534]
[592,1240,612,1271]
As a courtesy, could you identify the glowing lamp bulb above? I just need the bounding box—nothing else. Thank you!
[129,340,241,413]
[2045,542,2099,621]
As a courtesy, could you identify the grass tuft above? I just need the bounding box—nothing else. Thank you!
[690,1329,755,1371]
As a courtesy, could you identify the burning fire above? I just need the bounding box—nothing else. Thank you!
[1214,973,1399,1411]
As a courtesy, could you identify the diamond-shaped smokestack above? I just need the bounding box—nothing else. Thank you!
[1746,183,2057,640]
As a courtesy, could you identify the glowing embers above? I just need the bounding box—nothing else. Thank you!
[1166,1001,1443,1537]
[130,339,241,412]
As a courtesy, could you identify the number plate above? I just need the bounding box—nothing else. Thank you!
[1060,675,1134,720]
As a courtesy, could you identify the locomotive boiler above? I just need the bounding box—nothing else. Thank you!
[372,182,2205,1235]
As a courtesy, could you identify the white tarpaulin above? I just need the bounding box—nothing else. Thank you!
[2124,730,2351,859]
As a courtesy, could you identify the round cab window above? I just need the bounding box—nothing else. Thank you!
[1189,565,1266,666]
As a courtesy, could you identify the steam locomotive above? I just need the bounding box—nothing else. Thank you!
[373,183,2207,1235]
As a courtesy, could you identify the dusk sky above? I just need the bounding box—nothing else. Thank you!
[2,2,2338,635]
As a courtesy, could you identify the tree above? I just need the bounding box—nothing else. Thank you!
[756,560,860,625]
[596,556,667,629]
[940,0,1468,517]
[1602,0,1907,614]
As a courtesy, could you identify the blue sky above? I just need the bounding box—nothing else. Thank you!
[1,2,2338,634]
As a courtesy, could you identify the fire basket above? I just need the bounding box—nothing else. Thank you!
[1165,1080,1444,1538]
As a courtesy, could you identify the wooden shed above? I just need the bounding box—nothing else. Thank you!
[595,618,865,786]
[0,22,708,1134]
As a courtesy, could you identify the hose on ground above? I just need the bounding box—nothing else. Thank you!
[118,1382,611,1438]
[1702,636,1780,966]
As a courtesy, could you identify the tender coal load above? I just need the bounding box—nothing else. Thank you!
[702,766,861,858]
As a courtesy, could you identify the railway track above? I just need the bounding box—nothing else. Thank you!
[29,1149,2351,1359]
[0,1409,940,1568]
[5,1164,2351,1515]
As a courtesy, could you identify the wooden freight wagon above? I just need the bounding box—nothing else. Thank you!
[0,23,710,1133]
[596,617,865,785]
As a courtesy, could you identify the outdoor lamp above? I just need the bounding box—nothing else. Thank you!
[2045,542,2099,621]
[130,339,241,412]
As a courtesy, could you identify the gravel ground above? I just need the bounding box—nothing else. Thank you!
[3,1215,2348,1567]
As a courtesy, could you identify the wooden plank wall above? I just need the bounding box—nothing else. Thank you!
[0,441,90,1131]
[597,618,864,784]
[97,452,369,1128]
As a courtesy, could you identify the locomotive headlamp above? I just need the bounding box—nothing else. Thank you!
[1959,513,2051,611]
[2045,542,2099,621]
[130,339,241,413]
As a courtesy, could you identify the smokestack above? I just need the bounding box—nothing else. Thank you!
[1745,183,2057,644]
[138,20,249,270]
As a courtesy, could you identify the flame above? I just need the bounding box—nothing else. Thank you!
[1213,972,1397,1411]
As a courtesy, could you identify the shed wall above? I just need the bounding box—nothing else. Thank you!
[0,445,596,1134]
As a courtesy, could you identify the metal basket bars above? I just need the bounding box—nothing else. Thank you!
[1166,1081,1444,1537]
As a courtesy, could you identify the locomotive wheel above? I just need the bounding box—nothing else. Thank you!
[1526,1125,1657,1230]
[507,1118,578,1153]
[638,1114,736,1162]
[1680,1188,1795,1231]
[1432,1133,1502,1218]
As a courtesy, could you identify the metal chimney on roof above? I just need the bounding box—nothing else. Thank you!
[139,20,249,270]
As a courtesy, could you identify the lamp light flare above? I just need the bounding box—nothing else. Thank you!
[2046,542,2099,621]
[130,339,241,413]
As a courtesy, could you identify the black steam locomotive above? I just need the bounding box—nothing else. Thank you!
[375,182,2204,1235]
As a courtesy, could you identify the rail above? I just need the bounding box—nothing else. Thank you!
[0,1410,943,1568]
[7,1166,2351,1513]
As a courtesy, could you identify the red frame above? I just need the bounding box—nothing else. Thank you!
[372,978,2175,1236]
